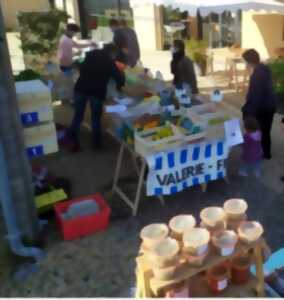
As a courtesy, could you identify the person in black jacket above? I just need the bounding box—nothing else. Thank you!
[109,19,128,65]
[242,49,276,160]
[69,43,125,151]
[170,39,199,95]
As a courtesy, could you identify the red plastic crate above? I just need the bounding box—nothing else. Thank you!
[54,194,111,241]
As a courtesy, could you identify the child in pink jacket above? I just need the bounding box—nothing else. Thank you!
[239,117,263,177]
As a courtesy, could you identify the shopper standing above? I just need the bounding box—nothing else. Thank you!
[69,44,125,151]
[242,49,276,160]
[57,23,95,75]
[119,19,141,67]
[109,19,128,65]
[170,39,199,95]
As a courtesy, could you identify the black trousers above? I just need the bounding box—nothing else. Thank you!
[256,112,275,158]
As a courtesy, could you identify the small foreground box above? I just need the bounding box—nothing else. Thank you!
[54,194,111,241]
[23,122,58,158]
[16,80,53,125]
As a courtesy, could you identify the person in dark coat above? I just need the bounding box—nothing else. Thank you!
[170,39,199,95]
[119,19,141,67]
[109,19,128,65]
[69,43,125,151]
[242,49,276,160]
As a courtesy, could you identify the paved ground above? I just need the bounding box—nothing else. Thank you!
[0,50,284,296]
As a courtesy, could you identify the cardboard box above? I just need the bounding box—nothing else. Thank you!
[23,122,58,158]
[16,80,53,125]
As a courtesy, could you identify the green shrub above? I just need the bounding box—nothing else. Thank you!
[14,69,41,82]
[17,9,69,59]
[185,39,208,75]
[268,59,284,94]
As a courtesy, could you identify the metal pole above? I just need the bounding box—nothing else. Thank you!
[0,3,39,241]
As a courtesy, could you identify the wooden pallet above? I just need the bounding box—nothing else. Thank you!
[136,238,266,298]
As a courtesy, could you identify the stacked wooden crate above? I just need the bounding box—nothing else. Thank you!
[15,79,58,158]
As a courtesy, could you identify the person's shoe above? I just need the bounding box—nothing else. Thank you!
[93,141,104,151]
[281,176,284,182]
[67,142,81,153]
[238,170,248,177]
[263,154,272,160]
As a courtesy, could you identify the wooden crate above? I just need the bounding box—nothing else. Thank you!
[136,238,266,298]
[16,79,53,125]
[23,122,58,158]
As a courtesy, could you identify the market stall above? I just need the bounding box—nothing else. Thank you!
[136,199,268,297]
[107,66,243,216]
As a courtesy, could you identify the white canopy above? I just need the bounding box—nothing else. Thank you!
[130,0,284,16]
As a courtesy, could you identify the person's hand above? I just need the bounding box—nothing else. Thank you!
[122,48,129,54]
[91,41,97,48]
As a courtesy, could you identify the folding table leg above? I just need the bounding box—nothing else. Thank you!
[133,160,147,216]
[112,144,125,193]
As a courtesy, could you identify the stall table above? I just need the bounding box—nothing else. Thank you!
[108,100,241,216]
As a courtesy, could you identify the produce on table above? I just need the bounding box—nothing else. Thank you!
[152,126,174,141]
[134,114,164,131]
[209,116,230,126]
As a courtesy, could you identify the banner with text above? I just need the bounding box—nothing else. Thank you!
[146,140,229,196]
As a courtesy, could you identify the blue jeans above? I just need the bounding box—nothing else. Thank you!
[70,92,103,145]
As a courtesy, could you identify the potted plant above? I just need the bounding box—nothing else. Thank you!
[185,39,208,76]
[17,9,68,74]
[268,59,284,115]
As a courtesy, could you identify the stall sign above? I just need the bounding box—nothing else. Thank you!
[146,140,229,196]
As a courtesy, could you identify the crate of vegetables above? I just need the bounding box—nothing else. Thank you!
[135,122,184,156]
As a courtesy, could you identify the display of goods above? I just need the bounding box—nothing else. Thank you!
[226,214,247,232]
[212,230,238,257]
[133,114,163,131]
[231,255,251,284]
[183,227,210,256]
[200,219,227,235]
[160,88,173,106]
[200,207,226,228]
[183,247,209,267]
[224,199,248,220]
[238,221,264,244]
[165,281,189,297]
[140,223,169,250]
[169,215,196,240]
[152,126,174,141]
[207,263,230,293]
[208,117,229,126]
[148,237,180,268]
[135,123,184,156]
[152,264,177,281]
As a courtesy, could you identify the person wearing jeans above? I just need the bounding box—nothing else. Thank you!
[70,94,103,148]
[69,43,125,151]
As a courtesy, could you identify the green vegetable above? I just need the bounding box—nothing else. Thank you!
[14,69,41,82]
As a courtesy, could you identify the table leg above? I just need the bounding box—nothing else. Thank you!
[112,144,125,193]
[254,244,265,297]
[133,160,147,216]
[201,183,207,193]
